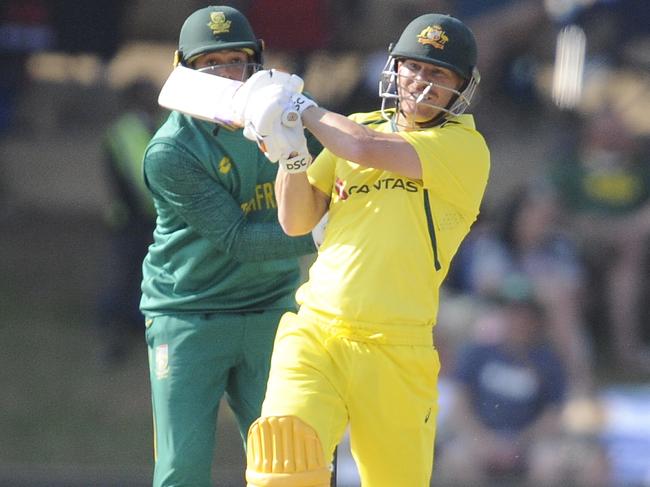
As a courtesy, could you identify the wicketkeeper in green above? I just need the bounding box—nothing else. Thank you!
[139,6,319,486]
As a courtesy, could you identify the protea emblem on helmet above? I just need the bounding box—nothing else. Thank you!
[417,25,448,50]
[177,6,264,69]
[208,12,231,35]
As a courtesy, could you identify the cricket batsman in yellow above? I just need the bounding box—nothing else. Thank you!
[233,13,490,486]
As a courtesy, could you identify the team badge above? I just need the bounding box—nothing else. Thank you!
[219,156,232,174]
[208,12,231,35]
[417,25,449,50]
[155,344,169,380]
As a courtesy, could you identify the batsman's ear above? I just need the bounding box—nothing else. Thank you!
[173,50,182,68]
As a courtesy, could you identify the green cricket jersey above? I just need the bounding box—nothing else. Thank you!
[140,111,316,315]
[550,151,650,216]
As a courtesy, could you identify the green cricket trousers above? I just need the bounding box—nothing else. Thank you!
[145,309,287,486]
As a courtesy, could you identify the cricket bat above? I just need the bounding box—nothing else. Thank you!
[158,66,300,127]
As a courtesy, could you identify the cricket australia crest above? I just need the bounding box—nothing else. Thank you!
[417,25,448,49]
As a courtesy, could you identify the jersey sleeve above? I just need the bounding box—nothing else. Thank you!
[306,146,338,197]
[399,118,490,219]
[304,110,379,197]
[144,142,315,261]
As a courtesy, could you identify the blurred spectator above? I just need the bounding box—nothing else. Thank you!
[95,78,160,365]
[542,0,650,134]
[0,0,54,222]
[548,111,650,374]
[453,0,551,109]
[0,0,54,133]
[435,286,607,486]
[595,385,650,486]
[545,0,650,53]
[446,183,595,395]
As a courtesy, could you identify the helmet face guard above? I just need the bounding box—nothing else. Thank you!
[379,13,480,127]
[379,56,480,127]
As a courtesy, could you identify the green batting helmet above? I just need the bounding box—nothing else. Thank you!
[390,14,477,80]
[380,13,480,124]
[175,6,264,66]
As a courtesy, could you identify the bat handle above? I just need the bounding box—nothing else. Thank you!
[281,109,300,128]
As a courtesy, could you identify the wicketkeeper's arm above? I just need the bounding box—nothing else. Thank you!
[143,147,316,260]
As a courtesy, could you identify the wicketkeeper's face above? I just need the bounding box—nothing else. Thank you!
[396,59,463,123]
[192,49,256,81]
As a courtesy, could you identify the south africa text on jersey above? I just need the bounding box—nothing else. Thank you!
[240,182,277,214]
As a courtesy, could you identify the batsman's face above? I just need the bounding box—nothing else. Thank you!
[396,60,463,123]
[193,50,252,81]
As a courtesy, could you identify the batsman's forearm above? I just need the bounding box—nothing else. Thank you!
[301,106,422,179]
[275,169,326,236]
[301,106,371,163]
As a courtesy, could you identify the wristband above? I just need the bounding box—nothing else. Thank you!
[280,151,312,174]
[291,93,318,115]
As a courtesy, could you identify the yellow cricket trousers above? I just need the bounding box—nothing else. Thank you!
[260,308,441,486]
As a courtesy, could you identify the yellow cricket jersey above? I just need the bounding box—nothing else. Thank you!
[297,110,490,328]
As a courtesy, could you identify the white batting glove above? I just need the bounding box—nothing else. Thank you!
[232,69,304,126]
[249,113,312,173]
[241,84,312,170]
[277,119,312,173]
[241,84,293,161]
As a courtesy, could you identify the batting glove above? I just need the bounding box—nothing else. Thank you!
[232,69,304,126]
[277,121,312,174]
[242,85,312,170]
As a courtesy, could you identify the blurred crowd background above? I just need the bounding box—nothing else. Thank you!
[1,0,649,486]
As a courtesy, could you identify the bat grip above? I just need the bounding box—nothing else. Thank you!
[281,109,300,128]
